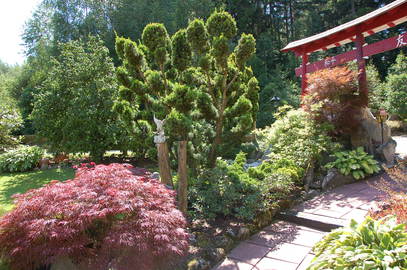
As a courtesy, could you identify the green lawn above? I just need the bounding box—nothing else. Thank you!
[0,168,75,215]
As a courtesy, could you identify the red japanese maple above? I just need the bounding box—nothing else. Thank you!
[0,163,188,270]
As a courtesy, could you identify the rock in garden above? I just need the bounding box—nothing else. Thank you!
[305,189,320,200]
[150,171,160,179]
[237,227,251,240]
[322,168,355,191]
[243,161,262,170]
[376,138,397,167]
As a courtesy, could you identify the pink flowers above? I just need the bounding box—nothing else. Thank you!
[0,163,188,270]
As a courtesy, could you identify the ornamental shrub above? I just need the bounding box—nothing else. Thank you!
[189,152,297,221]
[256,106,340,176]
[0,145,43,173]
[302,66,364,136]
[0,163,188,270]
[325,147,380,180]
[308,216,407,270]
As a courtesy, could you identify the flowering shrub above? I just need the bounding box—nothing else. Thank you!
[0,145,44,173]
[0,163,188,270]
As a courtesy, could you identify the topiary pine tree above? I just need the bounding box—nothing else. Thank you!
[187,10,258,167]
[114,10,258,211]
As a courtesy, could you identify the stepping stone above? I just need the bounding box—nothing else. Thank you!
[254,258,297,270]
[228,242,270,266]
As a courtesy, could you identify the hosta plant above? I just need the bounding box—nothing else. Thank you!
[0,163,188,270]
[326,147,380,180]
[0,145,43,173]
[308,216,407,270]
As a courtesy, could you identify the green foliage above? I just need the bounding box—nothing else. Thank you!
[308,216,407,270]
[256,107,339,175]
[326,147,380,180]
[206,10,237,39]
[0,146,44,173]
[189,152,297,221]
[0,104,22,152]
[115,10,259,169]
[31,37,120,159]
[384,53,407,118]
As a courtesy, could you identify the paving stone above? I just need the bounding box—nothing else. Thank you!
[247,231,285,248]
[254,258,297,270]
[296,254,315,270]
[265,242,310,264]
[228,242,270,265]
[341,208,368,223]
[288,229,326,247]
[311,207,351,219]
[213,258,254,270]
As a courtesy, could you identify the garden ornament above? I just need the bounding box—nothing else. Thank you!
[153,115,167,144]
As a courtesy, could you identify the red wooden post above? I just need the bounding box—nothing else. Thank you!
[355,33,368,106]
[301,53,308,96]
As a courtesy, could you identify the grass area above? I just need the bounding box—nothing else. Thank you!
[0,168,75,214]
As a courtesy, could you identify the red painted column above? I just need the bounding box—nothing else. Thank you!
[355,34,368,106]
[301,53,308,97]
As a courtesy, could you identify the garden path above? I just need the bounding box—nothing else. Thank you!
[394,135,407,158]
[213,174,387,270]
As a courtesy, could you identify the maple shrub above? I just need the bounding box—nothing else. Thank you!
[302,66,364,136]
[0,163,188,270]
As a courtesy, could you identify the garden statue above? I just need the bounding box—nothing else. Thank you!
[153,115,166,144]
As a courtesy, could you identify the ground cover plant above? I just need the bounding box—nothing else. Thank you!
[308,216,407,270]
[0,145,44,173]
[0,163,188,270]
[325,147,380,180]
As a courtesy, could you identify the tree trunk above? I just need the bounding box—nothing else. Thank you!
[209,115,224,168]
[177,141,188,215]
[157,142,173,186]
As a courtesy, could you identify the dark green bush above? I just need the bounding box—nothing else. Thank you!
[189,152,297,221]
[0,145,44,173]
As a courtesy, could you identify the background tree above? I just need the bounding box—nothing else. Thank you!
[0,61,22,151]
[384,53,407,118]
[31,37,120,159]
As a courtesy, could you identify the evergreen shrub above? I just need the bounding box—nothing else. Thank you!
[0,163,188,270]
[189,152,297,221]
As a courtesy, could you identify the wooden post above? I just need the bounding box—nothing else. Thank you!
[157,142,173,186]
[177,141,188,215]
[301,53,308,97]
[355,34,368,106]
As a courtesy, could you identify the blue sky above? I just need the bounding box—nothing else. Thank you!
[0,0,42,65]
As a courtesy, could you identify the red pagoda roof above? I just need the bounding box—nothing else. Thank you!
[281,0,407,54]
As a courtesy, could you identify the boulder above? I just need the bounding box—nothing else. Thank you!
[376,138,397,167]
[322,168,355,191]
[351,108,391,154]
[303,162,315,192]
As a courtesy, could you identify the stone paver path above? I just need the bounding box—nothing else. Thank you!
[213,175,387,270]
